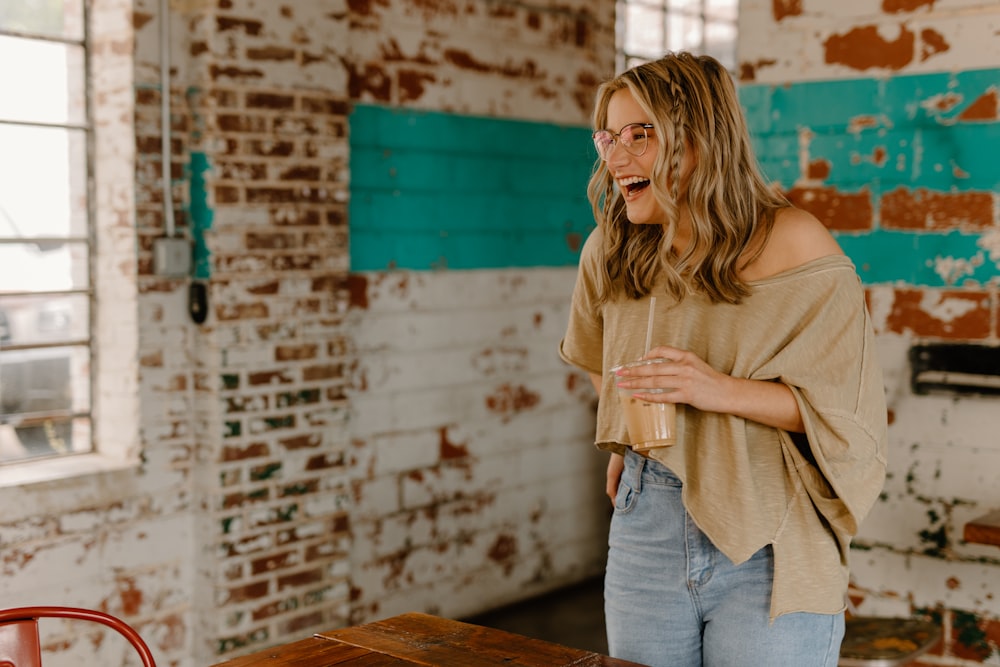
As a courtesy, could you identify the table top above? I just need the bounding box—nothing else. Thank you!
[211,612,644,666]
[964,509,1000,547]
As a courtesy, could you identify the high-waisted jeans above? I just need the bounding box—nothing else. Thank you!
[605,450,844,667]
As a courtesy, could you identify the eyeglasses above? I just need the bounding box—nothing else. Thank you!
[592,123,654,161]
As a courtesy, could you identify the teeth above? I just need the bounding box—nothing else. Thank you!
[618,176,649,187]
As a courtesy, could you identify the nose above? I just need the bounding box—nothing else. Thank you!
[606,141,630,168]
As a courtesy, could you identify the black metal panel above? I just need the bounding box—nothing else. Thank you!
[909,343,1000,396]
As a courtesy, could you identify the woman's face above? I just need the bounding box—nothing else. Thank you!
[603,89,664,226]
[602,88,691,227]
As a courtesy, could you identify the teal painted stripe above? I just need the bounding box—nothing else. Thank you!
[740,66,1000,287]
[837,230,993,286]
[349,105,595,272]
[188,151,213,280]
[741,67,1000,191]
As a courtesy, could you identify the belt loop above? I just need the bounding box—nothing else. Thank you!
[629,449,645,493]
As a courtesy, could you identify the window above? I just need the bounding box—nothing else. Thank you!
[0,0,92,464]
[617,0,739,72]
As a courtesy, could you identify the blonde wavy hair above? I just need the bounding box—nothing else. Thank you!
[587,52,788,304]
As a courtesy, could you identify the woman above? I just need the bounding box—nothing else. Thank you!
[559,52,887,666]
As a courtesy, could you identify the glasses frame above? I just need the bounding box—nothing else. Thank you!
[592,123,655,161]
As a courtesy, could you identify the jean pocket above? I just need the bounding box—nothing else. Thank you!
[613,480,638,514]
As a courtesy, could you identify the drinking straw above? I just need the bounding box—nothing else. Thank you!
[644,296,656,355]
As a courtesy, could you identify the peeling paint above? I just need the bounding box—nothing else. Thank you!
[438,426,468,460]
[881,288,991,337]
[976,230,1000,266]
[484,383,541,420]
[738,59,776,82]
[958,88,999,121]
[919,28,949,62]
[881,188,994,230]
[824,24,915,71]
[917,290,982,324]
[930,255,981,285]
[772,0,802,22]
[919,92,963,114]
[785,186,873,231]
[882,0,935,12]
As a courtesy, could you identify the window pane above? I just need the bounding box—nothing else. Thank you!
[0,415,91,462]
[666,11,703,52]
[705,20,737,69]
[0,36,86,125]
[0,242,89,294]
[706,0,738,21]
[0,292,88,345]
[667,0,702,11]
[623,2,665,60]
[0,126,88,239]
[618,1,740,74]
[0,0,84,41]
[1,342,88,409]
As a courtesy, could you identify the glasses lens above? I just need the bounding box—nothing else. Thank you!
[593,130,613,159]
[621,124,646,156]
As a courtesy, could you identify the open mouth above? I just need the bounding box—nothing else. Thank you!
[619,176,650,197]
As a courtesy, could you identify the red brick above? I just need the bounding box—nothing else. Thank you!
[881,288,991,339]
[881,188,994,230]
[785,185,874,231]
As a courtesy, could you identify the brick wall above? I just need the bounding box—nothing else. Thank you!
[740,2,1000,664]
[338,0,614,631]
[1,1,613,666]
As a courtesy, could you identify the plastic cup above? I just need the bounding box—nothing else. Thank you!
[612,359,676,451]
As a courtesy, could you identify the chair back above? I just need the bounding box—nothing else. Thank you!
[0,607,156,667]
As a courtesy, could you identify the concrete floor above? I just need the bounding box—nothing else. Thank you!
[462,575,608,655]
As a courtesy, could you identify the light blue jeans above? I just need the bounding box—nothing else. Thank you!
[605,450,844,667]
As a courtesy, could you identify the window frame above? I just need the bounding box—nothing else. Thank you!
[0,0,141,483]
[615,0,739,73]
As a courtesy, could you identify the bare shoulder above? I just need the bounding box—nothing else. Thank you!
[741,207,844,281]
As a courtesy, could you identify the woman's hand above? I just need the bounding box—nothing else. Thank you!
[606,453,624,505]
[614,346,805,433]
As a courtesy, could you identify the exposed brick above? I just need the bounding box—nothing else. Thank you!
[250,595,299,621]
[251,550,299,575]
[246,47,297,62]
[217,114,269,133]
[281,610,325,634]
[216,16,263,36]
[275,344,319,362]
[245,91,296,110]
[277,568,324,591]
[245,140,296,157]
[881,188,994,230]
[303,363,344,381]
[225,580,270,604]
[880,288,991,339]
[785,186,874,231]
[215,301,270,321]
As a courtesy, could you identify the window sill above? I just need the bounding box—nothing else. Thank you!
[0,452,141,489]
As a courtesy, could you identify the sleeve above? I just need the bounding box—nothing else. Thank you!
[752,271,888,541]
[558,227,605,376]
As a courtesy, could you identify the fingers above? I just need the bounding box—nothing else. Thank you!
[642,345,683,362]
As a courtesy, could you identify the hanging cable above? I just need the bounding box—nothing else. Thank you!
[160,0,175,237]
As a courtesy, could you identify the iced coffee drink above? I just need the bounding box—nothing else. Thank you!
[613,359,676,451]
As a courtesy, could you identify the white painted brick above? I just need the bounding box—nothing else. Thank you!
[370,428,442,476]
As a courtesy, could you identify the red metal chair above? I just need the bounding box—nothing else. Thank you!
[0,606,156,667]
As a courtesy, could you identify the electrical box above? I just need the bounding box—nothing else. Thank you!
[153,236,192,277]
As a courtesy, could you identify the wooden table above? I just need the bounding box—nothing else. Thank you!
[964,509,1000,547]
[211,612,645,666]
